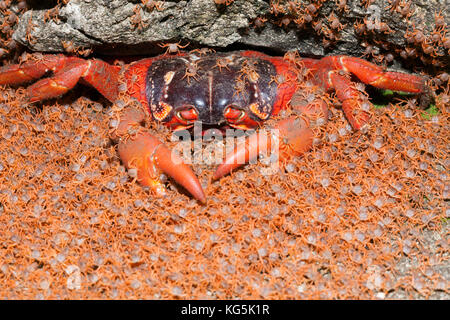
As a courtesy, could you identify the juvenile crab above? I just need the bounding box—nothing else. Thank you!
[0,50,432,203]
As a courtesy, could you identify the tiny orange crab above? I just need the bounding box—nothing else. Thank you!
[158,42,190,55]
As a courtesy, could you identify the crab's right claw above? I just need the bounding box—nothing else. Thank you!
[118,131,206,203]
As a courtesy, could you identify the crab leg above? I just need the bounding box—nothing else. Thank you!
[327,72,371,130]
[0,54,119,102]
[114,107,206,203]
[305,55,431,130]
[331,56,428,94]
[308,56,429,94]
[0,54,66,85]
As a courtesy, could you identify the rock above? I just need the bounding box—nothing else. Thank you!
[12,0,269,55]
[8,0,450,70]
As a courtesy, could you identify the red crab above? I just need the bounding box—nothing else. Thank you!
[0,50,432,203]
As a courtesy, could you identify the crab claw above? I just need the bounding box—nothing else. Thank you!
[212,128,271,180]
[213,117,314,180]
[118,131,206,203]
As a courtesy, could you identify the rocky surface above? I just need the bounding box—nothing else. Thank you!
[12,0,268,54]
[8,0,448,70]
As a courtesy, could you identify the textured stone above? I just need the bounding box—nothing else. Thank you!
[13,0,269,54]
[9,0,449,70]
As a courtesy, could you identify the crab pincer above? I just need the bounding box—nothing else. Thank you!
[213,95,329,180]
[118,132,205,203]
[114,108,206,203]
[213,116,314,180]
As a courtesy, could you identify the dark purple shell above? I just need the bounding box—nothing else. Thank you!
[145,51,278,125]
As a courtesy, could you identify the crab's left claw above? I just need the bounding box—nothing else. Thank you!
[213,95,328,180]
[213,117,314,180]
[115,108,206,203]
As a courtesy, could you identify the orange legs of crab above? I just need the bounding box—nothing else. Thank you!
[303,55,431,130]
[0,54,120,102]
[114,107,206,203]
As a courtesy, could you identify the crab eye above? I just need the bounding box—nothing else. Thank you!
[224,105,245,122]
[176,106,198,122]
